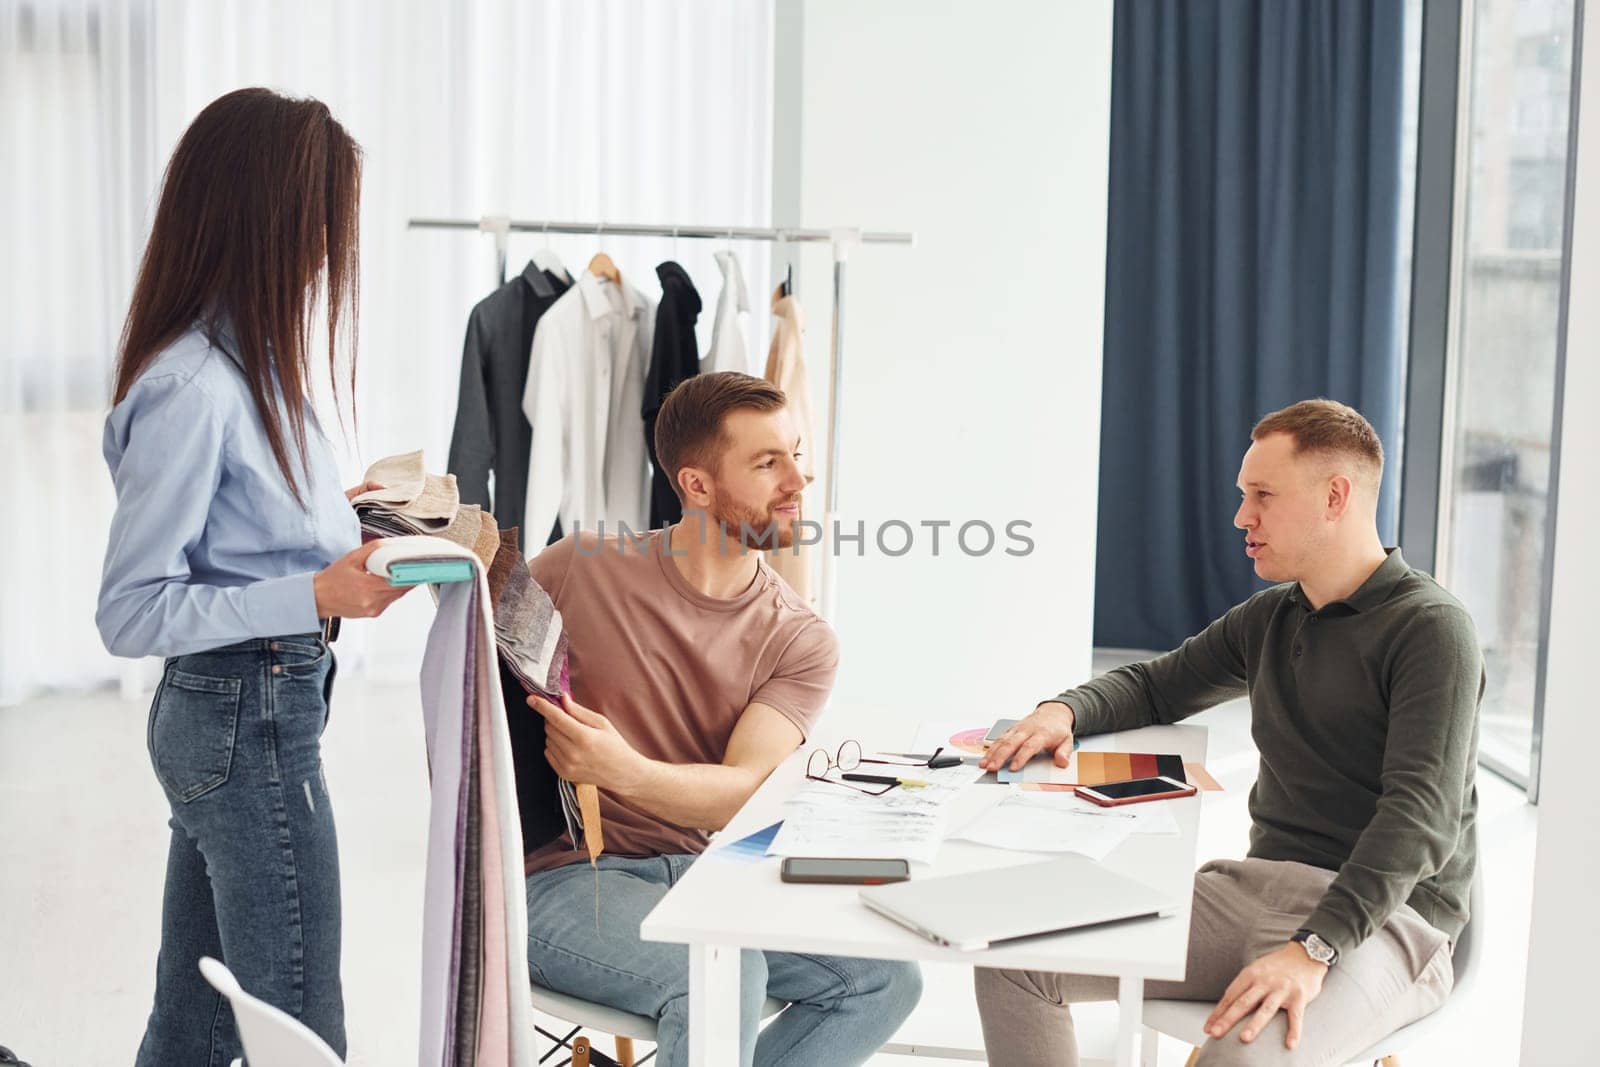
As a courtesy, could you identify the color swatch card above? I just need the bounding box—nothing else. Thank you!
[1073,751,1186,784]
[991,750,1184,786]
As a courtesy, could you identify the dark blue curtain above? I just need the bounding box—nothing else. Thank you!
[1094,0,1406,651]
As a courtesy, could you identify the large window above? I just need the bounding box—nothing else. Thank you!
[1436,0,1577,789]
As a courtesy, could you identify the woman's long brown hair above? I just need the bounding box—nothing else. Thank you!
[113,88,362,507]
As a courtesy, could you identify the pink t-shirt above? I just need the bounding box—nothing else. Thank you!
[524,528,838,873]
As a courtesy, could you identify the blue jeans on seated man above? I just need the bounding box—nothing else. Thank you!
[525,854,922,1066]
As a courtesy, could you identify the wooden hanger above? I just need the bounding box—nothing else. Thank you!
[587,251,621,285]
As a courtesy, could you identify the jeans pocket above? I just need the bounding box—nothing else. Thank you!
[272,638,330,677]
[150,668,243,803]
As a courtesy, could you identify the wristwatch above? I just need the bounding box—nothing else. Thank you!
[1291,929,1339,967]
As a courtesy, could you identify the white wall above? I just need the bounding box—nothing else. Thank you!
[1520,4,1600,1061]
[780,0,1113,738]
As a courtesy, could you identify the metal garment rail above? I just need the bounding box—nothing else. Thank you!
[407,215,916,622]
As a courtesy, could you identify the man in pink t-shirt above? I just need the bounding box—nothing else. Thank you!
[521,372,920,1066]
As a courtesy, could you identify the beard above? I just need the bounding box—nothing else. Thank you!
[708,491,800,550]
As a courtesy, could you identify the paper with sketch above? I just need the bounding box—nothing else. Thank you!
[1007,786,1180,835]
[951,795,1137,860]
[767,759,984,865]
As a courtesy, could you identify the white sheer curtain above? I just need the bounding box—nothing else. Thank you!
[1,0,775,704]
[0,0,153,705]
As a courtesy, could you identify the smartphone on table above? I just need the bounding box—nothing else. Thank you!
[1074,776,1198,807]
[780,857,911,885]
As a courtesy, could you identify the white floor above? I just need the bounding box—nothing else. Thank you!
[0,655,1536,1066]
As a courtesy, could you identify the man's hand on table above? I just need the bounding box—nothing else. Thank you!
[1204,941,1329,1051]
[529,692,644,790]
[979,701,1076,772]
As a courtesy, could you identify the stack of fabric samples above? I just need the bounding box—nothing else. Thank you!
[353,449,461,536]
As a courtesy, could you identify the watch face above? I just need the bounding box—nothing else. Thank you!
[1304,935,1335,963]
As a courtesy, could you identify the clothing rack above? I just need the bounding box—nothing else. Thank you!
[407,215,916,623]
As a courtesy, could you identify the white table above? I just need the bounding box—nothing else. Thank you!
[640,723,1207,1066]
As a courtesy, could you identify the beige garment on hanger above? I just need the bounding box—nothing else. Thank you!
[764,287,817,602]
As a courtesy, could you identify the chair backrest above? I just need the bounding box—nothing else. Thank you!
[198,958,344,1067]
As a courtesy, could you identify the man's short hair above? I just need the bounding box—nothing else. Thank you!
[1252,398,1385,486]
[654,372,787,502]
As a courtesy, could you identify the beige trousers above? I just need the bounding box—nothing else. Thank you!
[975,858,1453,1066]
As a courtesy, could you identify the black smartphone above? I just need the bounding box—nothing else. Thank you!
[779,857,911,885]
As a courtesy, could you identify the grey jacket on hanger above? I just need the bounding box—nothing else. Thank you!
[447,261,569,537]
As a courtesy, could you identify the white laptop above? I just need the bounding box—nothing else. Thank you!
[859,854,1180,951]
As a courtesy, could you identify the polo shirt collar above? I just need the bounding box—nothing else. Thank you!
[1290,547,1409,612]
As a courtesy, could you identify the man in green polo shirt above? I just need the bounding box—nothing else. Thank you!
[975,399,1482,1066]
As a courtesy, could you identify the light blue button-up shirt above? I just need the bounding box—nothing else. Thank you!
[97,324,361,658]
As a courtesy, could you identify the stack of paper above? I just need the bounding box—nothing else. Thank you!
[951,786,1182,860]
[951,796,1135,860]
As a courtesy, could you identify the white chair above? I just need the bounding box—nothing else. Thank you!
[1140,871,1484,1067]
[531,982,787,1066]
[197,957,344,1067]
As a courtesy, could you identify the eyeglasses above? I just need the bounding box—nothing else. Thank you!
[804,739,936,796]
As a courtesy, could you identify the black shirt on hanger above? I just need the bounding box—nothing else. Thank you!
[447,261,569,536]
[643,261,704,528]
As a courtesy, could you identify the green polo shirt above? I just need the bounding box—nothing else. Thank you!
[1056,548,1482,956]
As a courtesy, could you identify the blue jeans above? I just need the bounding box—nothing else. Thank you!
[135,635,345,1067]
[525,854,922,1067]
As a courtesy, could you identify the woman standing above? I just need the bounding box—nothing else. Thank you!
[97,88,407,1065]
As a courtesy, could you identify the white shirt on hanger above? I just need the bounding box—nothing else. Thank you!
[522,270,656,551]
[704,249,750,374]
